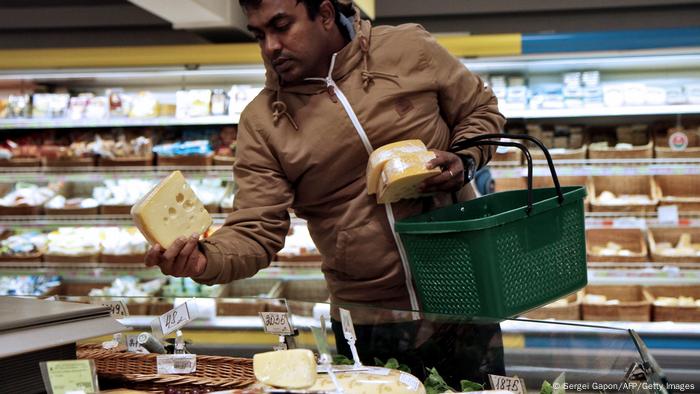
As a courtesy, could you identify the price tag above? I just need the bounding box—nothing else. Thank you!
[159,302,192,336]
[489,374,525,394]
[310,326,331,356]
[339,308,356,340]
[259,312,294,336]
[41,360,98,394]
[399,372,421,391]
[156,354,197,374]
[658,205,679,225]
[93,300,129,318]
[126,335,141,352]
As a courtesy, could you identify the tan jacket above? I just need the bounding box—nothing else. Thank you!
[194,16,505,312]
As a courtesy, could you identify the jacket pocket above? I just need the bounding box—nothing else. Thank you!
[335,219,396,281]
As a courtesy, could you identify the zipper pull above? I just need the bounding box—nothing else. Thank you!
[327,85,338,103]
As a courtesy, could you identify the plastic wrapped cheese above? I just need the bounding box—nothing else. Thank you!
[377,151,441,204]
[366,140,427,195]
[253,349,317,389]
[309,368,426,394]
[131,171,212,248]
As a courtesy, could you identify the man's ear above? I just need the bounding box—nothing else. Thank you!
[318,0,337,31]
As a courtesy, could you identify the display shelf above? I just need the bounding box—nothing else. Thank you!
[0,115,239,130]
[0,165,233,183]
[0,214,306,228]
[501,104,700,119]
[491,159,700,178]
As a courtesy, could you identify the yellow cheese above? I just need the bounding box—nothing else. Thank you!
[253,349,317,389]
[366,139,427,195]
[310,368,426,394]
[130,170,212,248]
[377,151,441,204]
[677,233,692,249]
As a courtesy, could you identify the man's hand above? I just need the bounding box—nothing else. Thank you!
[145,234,207,278]
[419,150,465,193]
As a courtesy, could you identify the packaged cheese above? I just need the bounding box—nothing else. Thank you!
[253,349,317,389]
[366,140,426,195]
[309,368,426,394]
[130,171,212,249]
[377,151,441,204]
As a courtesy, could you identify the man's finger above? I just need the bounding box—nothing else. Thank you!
[193,253,208,277]
[162,237,187,262]
[184,250,204,277]
[174,236,198,268]
[144,244,162,267]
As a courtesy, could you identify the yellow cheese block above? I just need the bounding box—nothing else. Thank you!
[377,151,441,204]
[253,349,317,389]
[366,139,427,195]
[130,170,212,248]
[310,368,426,394]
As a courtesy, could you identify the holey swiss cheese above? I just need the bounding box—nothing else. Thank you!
[131,170,212,248]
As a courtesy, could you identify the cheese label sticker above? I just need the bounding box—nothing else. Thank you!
[157,354,197,374]
[489,374,526,394]
[399,372,421,391]
[159,302,192,335]
[259,311,294,336]
[43,360,97,394]
[339,308,356,340]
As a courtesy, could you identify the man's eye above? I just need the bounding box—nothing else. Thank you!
[254,34,265,41]
[275,23,290,32]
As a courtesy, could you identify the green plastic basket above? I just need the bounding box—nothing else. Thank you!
[395,134,588,318]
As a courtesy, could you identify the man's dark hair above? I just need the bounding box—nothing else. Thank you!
[239,0,352,25]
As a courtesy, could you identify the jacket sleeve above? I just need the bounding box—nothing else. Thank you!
[420,27,506,167]
[193,112,292,285]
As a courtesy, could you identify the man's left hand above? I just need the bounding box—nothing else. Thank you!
[419,150,465,193]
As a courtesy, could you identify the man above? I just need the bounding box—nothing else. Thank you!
[146,0,506,385]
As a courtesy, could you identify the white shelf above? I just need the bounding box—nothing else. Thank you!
[501,104,700,119]
[491,159,700,178]
[0,115,239,130]
[0,165,233,182]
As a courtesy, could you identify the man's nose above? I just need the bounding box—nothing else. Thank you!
[264,35,282,56]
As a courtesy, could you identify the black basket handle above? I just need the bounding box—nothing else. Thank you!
[451,133,565,213]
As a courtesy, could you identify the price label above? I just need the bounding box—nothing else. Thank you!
[126,335,141,352]
[339,308,356,340]
[93,300,129,318]
[41,360,98,394]
[156,354,197,374]
[259,312,294,336]
[399,372,421,391]
[669,131,689,151]
[658,205,679,225]
[159,302,192,335]
[489,374,525,394]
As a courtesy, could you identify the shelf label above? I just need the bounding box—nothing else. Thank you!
[399,372,421,391]
[92,300,129,318]
[259,311,294,336]
[159,302,192,335]
[489,374,526,394]
[156,354,197,374]
[339,308,356,340]
[669,131,689,151]
[41,360,98,394]
[658,205,679,225]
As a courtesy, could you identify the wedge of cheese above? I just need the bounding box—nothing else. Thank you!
[253,349,317,389]
[367,139,426,195]
[130,170,212,248]
[309,367,426,394]
[377,151,441,204]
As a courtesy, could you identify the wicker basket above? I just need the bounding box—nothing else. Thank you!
[213,155,236,166]
[157,155,213,167]
[492,148,522,163]
[100,253,146,264]
[45,206,100,215]
[648,227,700,264]
[100,205,133,215]
[494,176,527,192]
[646,285,700,322]
[655,146,700,158]
[98,155,153,167]
[655,175,700,213]
[582,285,652,322]
[533,175,590,211]
[522,292,582,320]
[586,228,648,263]
[0,252,43,263]
[0,204,43,215]
[0,157,42,167]
[589,175,659,213]
[77,344,255,391]
[44,156,96,167]
[531,145,587,161]
[59,282,113,296]
[44,254,99,263]
[588,141,653,159]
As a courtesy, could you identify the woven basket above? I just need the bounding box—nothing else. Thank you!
[77,344,255,391]
[655,175,700,213]
[522,292,581,320]
[494,176,527,192]
[582,285,652,322]
[589,175,659,213]
[157,155,213,167]
[646,285,700,322]
[492,148,522,163]
[44,156,96,167]
[531,145,587,161]
[0,204,42,215]
[588,141,653,159]
[98,155,153,167]
[0,157,42,167]
[100,253,146,264]
[100,204,133,215]
[586,228,648,263]
[0,252,43,263]
[45,206,100,215]
[655,146,700,158]
[647,227,700,264]
[44,253,99,263]
[533,175,590,211]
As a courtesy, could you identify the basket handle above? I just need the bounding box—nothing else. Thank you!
[452,133,565,207]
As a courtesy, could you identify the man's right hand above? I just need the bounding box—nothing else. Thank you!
[145,234,208,278]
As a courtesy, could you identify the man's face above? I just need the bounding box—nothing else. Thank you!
[245,0,330,83]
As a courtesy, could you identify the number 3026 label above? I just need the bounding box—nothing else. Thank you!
[259,312,294,335]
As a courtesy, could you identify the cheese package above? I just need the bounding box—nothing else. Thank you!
[130,171,212,248]
[366,139,426,195]
[253,349,317,389]
[310,367,426,394]
[377,151,441,204]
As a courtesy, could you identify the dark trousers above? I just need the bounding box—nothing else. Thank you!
[331,319,505,389]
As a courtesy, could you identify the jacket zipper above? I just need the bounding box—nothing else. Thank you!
[308,53,421,313]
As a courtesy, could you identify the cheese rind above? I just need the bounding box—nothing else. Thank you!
[366,140,426,195]
[253,349,317,389]
[377,151,441,204]
[130,170,212,248]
